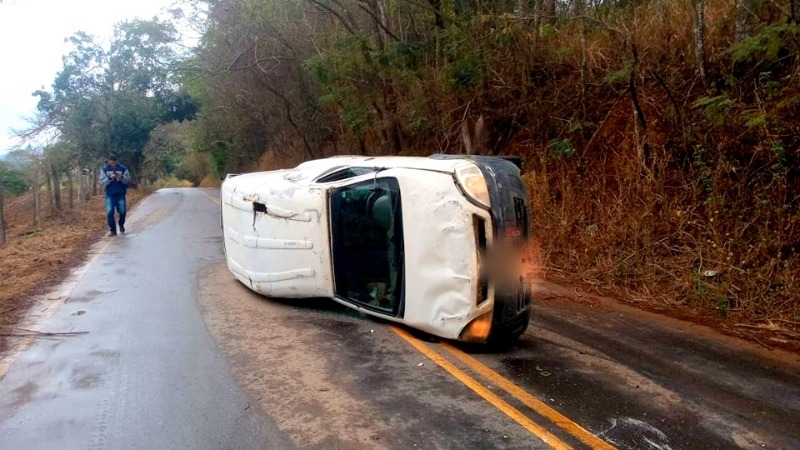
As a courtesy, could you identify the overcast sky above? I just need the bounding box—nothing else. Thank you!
[0,0,180,156]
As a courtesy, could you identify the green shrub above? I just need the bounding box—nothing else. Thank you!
[731,24,800,64]
[0,162,28,195]
[547,139,575,158]
[692,95,736,127]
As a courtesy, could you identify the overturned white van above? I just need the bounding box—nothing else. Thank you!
[220,155,532,346]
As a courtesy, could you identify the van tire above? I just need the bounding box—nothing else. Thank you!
[482,282,532,349]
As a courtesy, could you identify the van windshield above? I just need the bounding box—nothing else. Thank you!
[329,177,404,316]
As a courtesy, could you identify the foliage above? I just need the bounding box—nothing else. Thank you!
[730,24,800,64]
[142,121,194,183]
[28,19,198,176]
[547,139,576,158]
[445,55,485,92]
[604,61,633,86]
[692,95,736,126]
[0,162,28,195]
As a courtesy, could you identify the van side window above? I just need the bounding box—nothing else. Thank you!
[329,178,404,316]
[316,167,374,183]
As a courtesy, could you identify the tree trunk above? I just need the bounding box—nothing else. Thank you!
[33,182,41,227]
[629,37,650,172]
[541,0,555,25]
[0,180,5,246]
[51,164,62,211]
[45,171,53,212]
[573,0,583,16]
[692,0,707,85]
[791,0,798,24]
[461,115,485,155]
[517,0,536,33]
[531,0,542,41]
[85,170,91,202]
[91,168,98,197]
[428,0,444,29]
[77,168,84,204]
[66,168,74,209]
[365,0,386,49]
[735,0,748,42]
[575,0,587,114]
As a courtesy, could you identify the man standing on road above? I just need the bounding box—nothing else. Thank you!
[100,154,131,237]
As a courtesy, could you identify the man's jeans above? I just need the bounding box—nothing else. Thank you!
[105,194,127,231]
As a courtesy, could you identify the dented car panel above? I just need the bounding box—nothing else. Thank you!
[221,155,532,345]
[389,169,494,340]
[221,170,334,298]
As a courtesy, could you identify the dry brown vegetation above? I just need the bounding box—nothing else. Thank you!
[242,1,800,350]
[515,1,800,352]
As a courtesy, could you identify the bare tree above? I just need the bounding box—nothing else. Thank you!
[461,114,485,155]
[50,164,62,211]
[33,180,41,228]
[83,168,92,203]
[540,0,555,25]
[735,0,749,42]
[65,168,73,209]
[428,0,444,29]
[45,171,53,212]
[575,0,588,113]
[792,0,798,24]
[355,0,385,47]
[0,179,5,246]
[691,0,707,84]
[91,168,98,197]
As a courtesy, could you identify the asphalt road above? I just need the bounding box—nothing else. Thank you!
[0,188,798,450]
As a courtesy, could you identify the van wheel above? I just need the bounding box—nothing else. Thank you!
[484,282,532,350]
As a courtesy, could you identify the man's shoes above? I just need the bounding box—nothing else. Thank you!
[108,230,117,237]
[119,224,126,234]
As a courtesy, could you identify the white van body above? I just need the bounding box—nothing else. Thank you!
[221,155,532,344]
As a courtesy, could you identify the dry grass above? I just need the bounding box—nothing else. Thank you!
[515,0,800,353]
[527,148,800,353]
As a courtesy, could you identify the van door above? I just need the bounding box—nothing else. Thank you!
[328,177,405,317]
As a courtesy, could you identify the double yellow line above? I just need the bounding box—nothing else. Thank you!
[197,188,221,205]
[205,183,610,448]
[391,326,615,450]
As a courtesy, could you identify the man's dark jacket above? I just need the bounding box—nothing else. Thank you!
[101,163,131,196]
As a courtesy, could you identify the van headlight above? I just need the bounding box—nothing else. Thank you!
[455,163,491,208]
[458,310,493,343]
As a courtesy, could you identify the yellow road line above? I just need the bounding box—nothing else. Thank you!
[441,342,616,450]
[197,189,220,205]
[391,326,572,450]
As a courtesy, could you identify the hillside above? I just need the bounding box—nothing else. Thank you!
[187,0,799,346]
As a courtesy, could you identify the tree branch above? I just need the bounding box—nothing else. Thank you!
[355,1,400,42]
[307,0,357,35]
